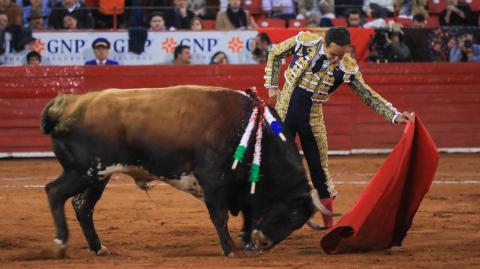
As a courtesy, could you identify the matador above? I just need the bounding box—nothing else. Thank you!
[263,27,413,229]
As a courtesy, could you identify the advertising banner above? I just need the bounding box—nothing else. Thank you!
[0,30,258,66]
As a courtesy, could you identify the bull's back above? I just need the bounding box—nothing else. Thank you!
[60,86,254,149]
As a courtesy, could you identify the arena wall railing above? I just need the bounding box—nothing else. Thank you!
[0,63,479,158]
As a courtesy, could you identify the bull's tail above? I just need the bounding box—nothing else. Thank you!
[40,95,71,134]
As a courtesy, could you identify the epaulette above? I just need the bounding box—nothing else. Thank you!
[295,31,323,47]
[339,53,359,83]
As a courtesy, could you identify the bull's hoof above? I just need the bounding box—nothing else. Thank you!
[225,250,257,258]
[95,245,110,256]
[244,242,257,251]
[52,239,67,259]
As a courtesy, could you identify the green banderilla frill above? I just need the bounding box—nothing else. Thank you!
[233,145,247,162]
[249,164,260,183]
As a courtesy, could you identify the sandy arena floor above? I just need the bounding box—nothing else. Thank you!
[0,154,479,268]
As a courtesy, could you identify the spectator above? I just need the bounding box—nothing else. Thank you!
[190,16,203,30]
[335,0,363,18]
[440,0,474,26]
[296,0,320,23]
[22,0,50,27]
[403,26,433,61]
[215,0,257,30]
[411,13,426,28]
[449,32,480,62]
[63,13,78,30]
[149,12,166,31]
[388,30,411,62]
[304,19,319,28]
[262,0,296,19]
[395,0,428,18]
[363,0,394,18]
[346,9,363,27]
[26,50,41,65]
[319,0,336,26]
[48,0,94,29]
[173,44,191,64]
[27,8,46,30]
[0,11,8,29]
[0,0,22,26]
[164,0,195,30]
[252,32,271,64]
[85,38,119,65]
[209,51,228,64]
[190,0,206,17]
[190,0,218,19]
[369,25,410,62]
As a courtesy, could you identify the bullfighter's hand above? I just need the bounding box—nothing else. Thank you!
[394,111,415,124]
[267,87,279,102]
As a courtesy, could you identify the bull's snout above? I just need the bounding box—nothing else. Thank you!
[251,229,273,250]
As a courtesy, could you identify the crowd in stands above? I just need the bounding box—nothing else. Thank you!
[0,0,478,30]
[0,0,479,64]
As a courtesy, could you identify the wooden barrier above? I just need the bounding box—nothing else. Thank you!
[1,63,479,154]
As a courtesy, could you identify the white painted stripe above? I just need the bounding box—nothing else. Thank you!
[0,152,55,158]
[1,147,479,159]
[1,180,479,189]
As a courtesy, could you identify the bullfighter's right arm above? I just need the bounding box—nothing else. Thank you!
[264,36,298,89]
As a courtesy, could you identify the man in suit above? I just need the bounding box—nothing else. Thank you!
[85,37,119,65]
[264,27,414,229]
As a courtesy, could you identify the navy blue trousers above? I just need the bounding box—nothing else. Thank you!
[283,87,331,198]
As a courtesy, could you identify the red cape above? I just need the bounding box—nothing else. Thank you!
[321,115,439,254]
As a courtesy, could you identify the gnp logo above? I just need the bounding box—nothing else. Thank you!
[162,38,177,53]
[31,39,45,53]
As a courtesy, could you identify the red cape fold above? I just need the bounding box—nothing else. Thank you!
[321,115,439,254]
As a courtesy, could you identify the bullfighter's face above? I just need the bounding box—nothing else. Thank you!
[325,42,349,64]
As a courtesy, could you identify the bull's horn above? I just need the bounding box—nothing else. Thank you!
[310,189,341,217]
[306,219,328,230]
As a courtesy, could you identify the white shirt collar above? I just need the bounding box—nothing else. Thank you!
[96,59,107,65]
[319,44,326,56]
[311,44,330,69]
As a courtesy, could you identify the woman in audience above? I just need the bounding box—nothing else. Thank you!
[209,51,229,64]
[215,0,257,30]
[190,16,203,30]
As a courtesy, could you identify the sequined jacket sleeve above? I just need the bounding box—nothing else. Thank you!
[264,36,298,89]
[349,72,401,123]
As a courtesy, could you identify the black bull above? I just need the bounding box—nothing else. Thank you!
[40,85,330,257]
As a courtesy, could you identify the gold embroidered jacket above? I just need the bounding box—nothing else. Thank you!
[264,31,401,123]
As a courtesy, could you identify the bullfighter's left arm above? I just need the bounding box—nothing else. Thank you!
[349,73,401,123]
[343,55,401,123]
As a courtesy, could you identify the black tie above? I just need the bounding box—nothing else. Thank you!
[312,54,327,73]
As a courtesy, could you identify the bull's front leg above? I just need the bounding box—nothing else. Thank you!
[237,207,256,251]
[205,196,237,256]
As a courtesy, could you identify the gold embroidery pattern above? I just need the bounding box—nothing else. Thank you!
[349,72,397,122]
[270,32,323,120]
[264,36,297,89]
[309,103,337,198]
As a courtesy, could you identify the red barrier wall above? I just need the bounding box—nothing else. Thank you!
[1,63,480,154]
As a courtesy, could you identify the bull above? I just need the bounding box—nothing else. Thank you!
[40,85,332,257]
